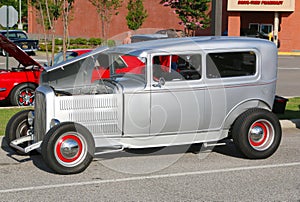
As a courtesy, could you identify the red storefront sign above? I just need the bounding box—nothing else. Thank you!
[228,0,294,11]
[237,1,283,5]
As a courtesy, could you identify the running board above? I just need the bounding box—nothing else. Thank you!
[10,136,42,153]
[94,146,125,156]
[203,142,227,148]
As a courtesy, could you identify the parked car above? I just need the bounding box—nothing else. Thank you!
[131,33,169,43]
[6,36,282,174]
[0,34,42,106]
[45,49,92,67]
[0,30,39,56]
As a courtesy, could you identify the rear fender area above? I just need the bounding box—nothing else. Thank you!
[222,99,271,131]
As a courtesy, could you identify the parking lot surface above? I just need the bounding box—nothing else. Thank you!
[0,128,299,201]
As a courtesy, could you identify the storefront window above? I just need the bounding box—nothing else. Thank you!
[260,24,273,34]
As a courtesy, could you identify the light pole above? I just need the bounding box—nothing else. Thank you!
[18,0,23,29]
[211,0,223,36]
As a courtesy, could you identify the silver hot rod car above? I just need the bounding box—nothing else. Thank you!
[6,37,282,174]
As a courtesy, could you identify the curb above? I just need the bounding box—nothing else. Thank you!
[278,52,300,56]
[280,119,300,129]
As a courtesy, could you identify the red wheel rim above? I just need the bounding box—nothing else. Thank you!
[248,119,275,151]
[18,88,34,106]
[55,134,86,166]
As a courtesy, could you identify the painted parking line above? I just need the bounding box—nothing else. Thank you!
[0,162,300,194]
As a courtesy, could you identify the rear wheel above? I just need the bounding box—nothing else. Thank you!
[41,122,95,174]
[10,83,36,106]
[5,110,32,155]
[232,108,281,159]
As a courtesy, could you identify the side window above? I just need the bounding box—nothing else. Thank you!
[206,51,256,78]
[152,54,202,81]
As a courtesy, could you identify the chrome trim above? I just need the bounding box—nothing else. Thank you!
[28,111,34,126]
[50,119,60,128]
[0,88,6,92]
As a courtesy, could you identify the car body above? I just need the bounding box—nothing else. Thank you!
[0,34,42,106]
[7,37,282,174]
[0,30,39,55]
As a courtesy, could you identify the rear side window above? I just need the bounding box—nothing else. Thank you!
[206,51,256,78]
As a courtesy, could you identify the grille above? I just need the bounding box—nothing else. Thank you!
[34,91,46,142]
[58,95,122,136]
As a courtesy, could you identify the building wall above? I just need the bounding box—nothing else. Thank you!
[27,0,300,51]
[28,0,183,40]
[225,0,300,52]
[279,1,300,52]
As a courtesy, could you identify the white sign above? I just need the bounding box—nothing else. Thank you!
[227,0,295,11]
[0,6,18,27]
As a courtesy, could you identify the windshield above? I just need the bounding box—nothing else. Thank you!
[52,51,79,66]
[41,50,146,94]
[2,32,28,40]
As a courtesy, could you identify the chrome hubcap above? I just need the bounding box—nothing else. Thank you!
[55,133,87,167]
[249,126,264,142]
[60,139,79,159]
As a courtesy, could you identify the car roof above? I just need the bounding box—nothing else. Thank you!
[111,36,276,56]
[0,30,25,33]
[45,36,277,74]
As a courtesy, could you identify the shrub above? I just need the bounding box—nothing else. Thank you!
[74,38,88,45]
[89,38,102,46]
[55,38,63,45]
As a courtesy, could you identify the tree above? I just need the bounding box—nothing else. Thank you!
[160,0,210,36]
[62,0,75,61]
[30,0,75,63]
[126,0,148,31]
[89,0,123,42]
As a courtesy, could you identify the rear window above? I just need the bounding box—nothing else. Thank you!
[206,51,256,78]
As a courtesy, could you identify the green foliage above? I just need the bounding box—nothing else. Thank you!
[88,0,123,39]
[39,37,109,51]
[126,0,148,31]
[88,37,103,45]
[0,107,33,136]
[277,97,300,120]
[38,43,60,52]
[160,0,210,35]
[72,38,88,45]
[55,38,63,45]
[89,0,123,19]
[107,39,116,47]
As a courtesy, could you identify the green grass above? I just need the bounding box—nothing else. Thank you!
[0,97,299,136]
[0,107,32,136]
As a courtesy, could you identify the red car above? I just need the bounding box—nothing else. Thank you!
[91,55,145,82]
[0,34,43,106]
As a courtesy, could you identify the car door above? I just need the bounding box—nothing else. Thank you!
[150,54,205,136]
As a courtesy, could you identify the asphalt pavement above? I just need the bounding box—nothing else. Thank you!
[0,128,299,201]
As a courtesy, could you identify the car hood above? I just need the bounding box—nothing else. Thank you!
[0,34,42,68]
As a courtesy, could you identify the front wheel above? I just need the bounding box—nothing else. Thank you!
[5,110,33,155]
[232,108,282,159]
[41,122,95,174]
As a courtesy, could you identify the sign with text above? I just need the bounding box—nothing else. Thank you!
[227,0,295,11]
